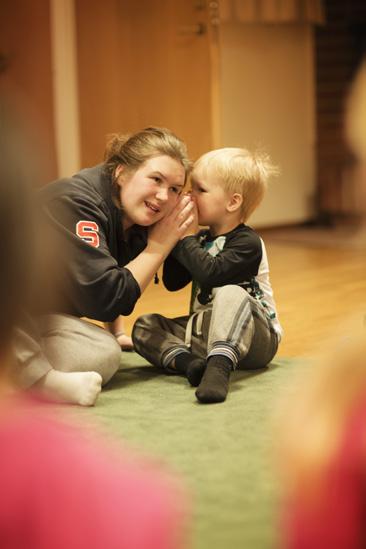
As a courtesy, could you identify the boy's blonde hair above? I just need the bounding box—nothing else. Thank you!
[193,147,278,222]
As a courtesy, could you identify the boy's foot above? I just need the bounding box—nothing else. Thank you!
[173,353,206,386]
[36,370,103,406]
[195,356,232,403]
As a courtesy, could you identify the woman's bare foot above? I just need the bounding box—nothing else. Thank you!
[115,333,134,351]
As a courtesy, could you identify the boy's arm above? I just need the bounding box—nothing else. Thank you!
[162,252,192,291]
[172,230,262,287]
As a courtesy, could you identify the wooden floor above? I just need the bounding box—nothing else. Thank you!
[122,228,366,358]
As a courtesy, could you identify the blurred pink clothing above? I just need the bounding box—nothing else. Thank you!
[0,394,187,549]
[283,398,366,549]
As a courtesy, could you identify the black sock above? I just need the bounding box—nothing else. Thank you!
[195,355,233,403]
[174,353,207,387]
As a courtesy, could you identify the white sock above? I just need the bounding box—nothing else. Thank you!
[38,370,102,406]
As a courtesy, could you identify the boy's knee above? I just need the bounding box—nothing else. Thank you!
[134,313,156,329]
[215,284,248,303]
[132,314,159,339]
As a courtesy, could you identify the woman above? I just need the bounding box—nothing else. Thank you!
[0,109,188,549]
[17,127,194,406]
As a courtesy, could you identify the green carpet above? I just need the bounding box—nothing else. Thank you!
[62,354,306,549]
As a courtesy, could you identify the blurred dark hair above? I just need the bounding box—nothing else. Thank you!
[0,101,35,351]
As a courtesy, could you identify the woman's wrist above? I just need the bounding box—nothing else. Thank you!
[145,240,173,259]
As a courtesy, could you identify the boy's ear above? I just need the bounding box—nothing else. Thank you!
[227,193,243,213]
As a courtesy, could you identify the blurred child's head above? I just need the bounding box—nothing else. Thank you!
[191,148,278,225]
[275,315,366,501]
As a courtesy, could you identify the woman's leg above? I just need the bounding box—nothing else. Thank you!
[39,314,121,384]
[15,314,121,406]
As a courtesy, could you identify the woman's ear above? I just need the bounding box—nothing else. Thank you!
[227,193,243,213]
[115,164,124,185]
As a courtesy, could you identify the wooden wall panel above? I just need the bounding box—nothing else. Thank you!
[0,0,57,184]
[75,0,215,166]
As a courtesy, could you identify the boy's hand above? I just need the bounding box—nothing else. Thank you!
[179,198,199,239]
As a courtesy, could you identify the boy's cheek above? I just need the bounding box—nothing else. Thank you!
[196,208,204,223]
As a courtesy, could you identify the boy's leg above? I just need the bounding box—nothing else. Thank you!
[196,285,277,403]
[132,313,189,369]
[208,285,278,368]
[132,313,207,384]
[237,302,278,371]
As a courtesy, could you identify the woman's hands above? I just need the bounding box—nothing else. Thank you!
[123,194,196,294]
[147,194,196,253]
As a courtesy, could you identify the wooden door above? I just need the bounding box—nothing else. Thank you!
[75,0,218,165]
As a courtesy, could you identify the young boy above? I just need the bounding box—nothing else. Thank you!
[132,148,282,404]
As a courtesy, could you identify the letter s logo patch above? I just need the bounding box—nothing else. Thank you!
[76,221,100,248]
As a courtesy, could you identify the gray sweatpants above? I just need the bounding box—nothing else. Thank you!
[15,314,121,388]
[132,285,279,371]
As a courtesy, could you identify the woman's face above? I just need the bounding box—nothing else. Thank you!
[117,155,185,230]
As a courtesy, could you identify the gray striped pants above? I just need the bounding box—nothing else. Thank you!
[132,285,279,371]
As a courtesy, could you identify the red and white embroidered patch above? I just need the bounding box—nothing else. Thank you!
[76,220,100,248]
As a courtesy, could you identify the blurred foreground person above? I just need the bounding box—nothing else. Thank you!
[277,329,366,548]
[346,59,366,233]
[277,60,366,549]
[0,104,188,549]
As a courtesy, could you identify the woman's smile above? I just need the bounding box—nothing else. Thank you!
[145,201,161,213]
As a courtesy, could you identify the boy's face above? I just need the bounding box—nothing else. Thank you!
[191,167,230,229]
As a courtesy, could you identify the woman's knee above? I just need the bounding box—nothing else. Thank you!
[81,329,121,385]
[102,337,122,384]
[41,317,121,385]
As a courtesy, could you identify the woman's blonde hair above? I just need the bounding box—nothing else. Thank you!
[104,127,192,205]
[192,147,278,222]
